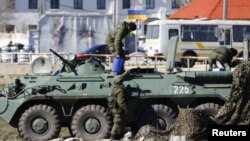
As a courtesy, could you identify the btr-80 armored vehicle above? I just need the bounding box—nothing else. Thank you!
[0,37,234,141]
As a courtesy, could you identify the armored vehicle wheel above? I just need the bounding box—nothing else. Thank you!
[195,103,221,117]
[18,104,61,141]
[139,104,177,130]
[71,105,112,141]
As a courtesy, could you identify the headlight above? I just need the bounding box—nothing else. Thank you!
[68,53,76,61]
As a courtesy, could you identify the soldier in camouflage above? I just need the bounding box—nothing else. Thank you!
[106,21,137,58]
[208,47,238,71]
[109,71,129,140]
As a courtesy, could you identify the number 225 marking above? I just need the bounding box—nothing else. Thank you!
[173,86,189,94]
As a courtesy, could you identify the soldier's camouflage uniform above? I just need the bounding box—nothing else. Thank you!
[208,47,233,71]
[109,73,128,138]
[106,22,131,58]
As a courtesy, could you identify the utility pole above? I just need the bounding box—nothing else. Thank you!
[39,0,46,15]
[223,0,228,20]
[113,0,118,27]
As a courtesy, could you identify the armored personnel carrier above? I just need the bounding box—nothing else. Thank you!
[0,37,234,141]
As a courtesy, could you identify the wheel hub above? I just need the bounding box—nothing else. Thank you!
[84,117,101,134]
[151,117,167,130]
[32,117,48,134]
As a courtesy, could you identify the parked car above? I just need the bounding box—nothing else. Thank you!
[82,44,129,55]
[81,44,129,62]
[82,44,110,54]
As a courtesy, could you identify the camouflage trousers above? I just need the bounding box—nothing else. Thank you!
[111,112,126,136]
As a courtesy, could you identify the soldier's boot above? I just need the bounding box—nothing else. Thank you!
[110,134,120,141]
[110,134,115,141]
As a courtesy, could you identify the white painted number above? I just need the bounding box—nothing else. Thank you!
[173,86,189,94]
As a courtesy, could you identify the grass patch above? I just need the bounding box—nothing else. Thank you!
[0,118,22,141]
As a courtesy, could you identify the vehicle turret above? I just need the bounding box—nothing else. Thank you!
[50,49,105,76]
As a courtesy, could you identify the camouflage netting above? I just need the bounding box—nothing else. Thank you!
[167,109,215,140]
[135,109,215,141]
[135,61,250,140]
[215,61,250,125]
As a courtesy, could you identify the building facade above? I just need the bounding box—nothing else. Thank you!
[0,0,180,52]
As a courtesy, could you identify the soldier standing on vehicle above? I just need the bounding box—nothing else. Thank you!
[208,47,238,71]
[106,22,137,73]
[108,70,129,140]
[106,21,137,58]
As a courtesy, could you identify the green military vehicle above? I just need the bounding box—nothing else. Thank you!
[0,36,235,141]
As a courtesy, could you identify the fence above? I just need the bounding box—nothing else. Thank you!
[0,52,243,71]
[0,52,68,64]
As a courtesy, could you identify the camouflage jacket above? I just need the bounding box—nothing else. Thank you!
[106,22,130,54]
[209,47,233,63]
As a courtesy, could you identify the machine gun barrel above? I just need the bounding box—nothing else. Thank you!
[49,49,74,69]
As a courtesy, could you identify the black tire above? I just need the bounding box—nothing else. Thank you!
[139,104,177,130]
[195,103,222,117]
[181,51,197,68]
[71,105,112,141]
[18,104,61,141]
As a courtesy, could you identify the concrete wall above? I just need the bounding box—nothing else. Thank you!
[0,63,31,86]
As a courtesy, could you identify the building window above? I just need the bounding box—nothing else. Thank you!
[146,0,155,9]
[123,0,130,9]
[172,0,180,9]
[28,25,37,31]
[51,0,59,9]
[5,25,15,33]
[29,0,38,9]
[97,0,105,9]
[74,0,83,9]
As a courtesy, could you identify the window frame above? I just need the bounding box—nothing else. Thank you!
[97,0,106,9]
[122,0,131,9]
[28,25,38,31]
[172,0,180,9]
[28,0,38,9]
[50,0,60,9]
[146,0,155,9]
[74,0,83,9]
[5,25,15,33]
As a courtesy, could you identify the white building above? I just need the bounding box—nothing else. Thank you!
[0,0,180,52]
